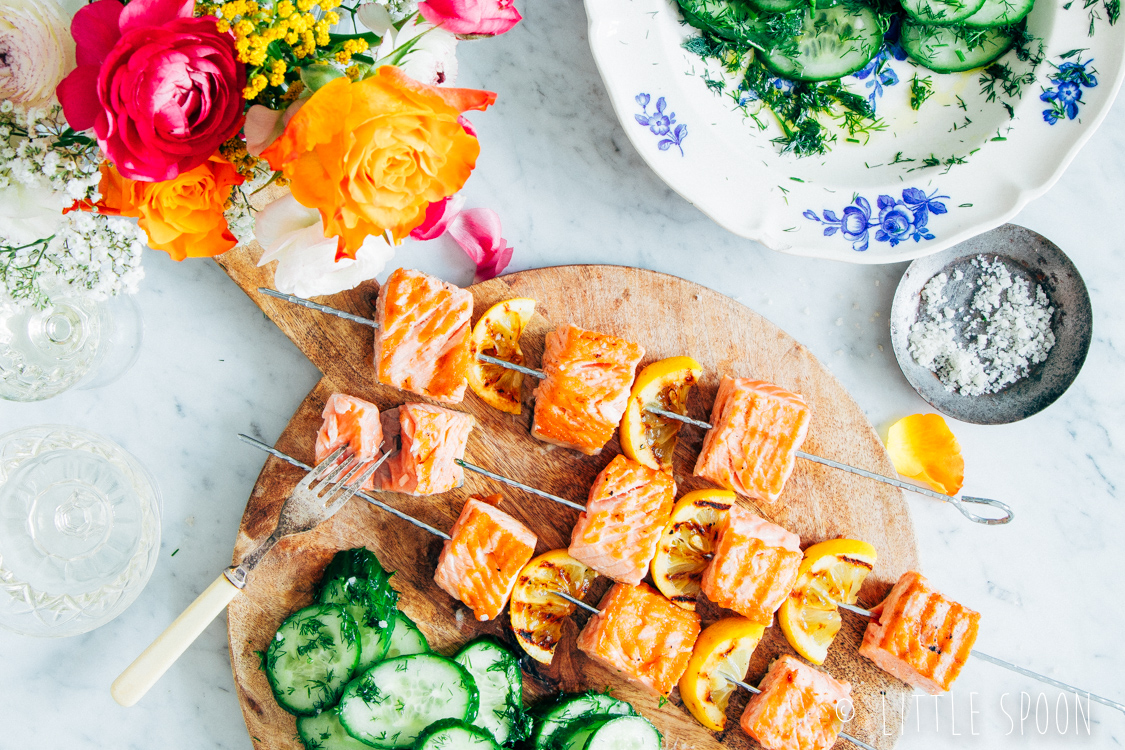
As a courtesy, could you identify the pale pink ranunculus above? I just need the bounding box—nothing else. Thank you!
[56,0,245,182]
[0,0,75,107]
[418,0,522,37]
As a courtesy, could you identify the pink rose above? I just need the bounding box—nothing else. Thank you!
[418,0,522,36]
[56,0,245,182]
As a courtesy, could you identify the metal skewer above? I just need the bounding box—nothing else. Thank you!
[263,290,1012,525]
[548,590,877,750]
[455,459,586,512]
[834,600,1125,714]
[646,407,1013,526]
[238,434,451,540]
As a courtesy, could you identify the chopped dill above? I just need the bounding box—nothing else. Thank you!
[909,74,934,110]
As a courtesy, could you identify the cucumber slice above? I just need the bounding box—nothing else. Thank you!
[583,716,662,750]
[318,549,398,672]
[761,5,885,82]
[338,653,479,748]
[900,0,986,25]
[557,719,610,750]
[454,638,528,745]
[266,604,361,716]
[746,0,803,13]
[414,719,501,750]
[901,23,1014,72]
[297,708,370,750]
[677,0,762,41]
[963,0,1034,26]
[532,692,637,750]
[384,612,429,658]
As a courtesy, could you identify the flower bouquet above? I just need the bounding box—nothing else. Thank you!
[0,0,520,308]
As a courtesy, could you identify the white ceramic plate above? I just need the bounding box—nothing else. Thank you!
[585,0,1125,262]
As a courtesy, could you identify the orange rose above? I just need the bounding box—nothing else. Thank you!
[261,66,496,259]
[91,156,244,261]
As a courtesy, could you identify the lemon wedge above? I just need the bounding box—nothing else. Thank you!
[650,489,734,610]
[468,297,537,414]
[620,356,703,472]
[778,538,877,665]
[509,549,597,665]
[680,617,765,732]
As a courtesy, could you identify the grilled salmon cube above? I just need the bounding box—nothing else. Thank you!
[577,582,701,696]
[701,504,801,625]
[375,268,473,404]
[693,377,811,504]
[858,571,980,695]
[740,654,852,750]
[380,403,475,496]
[314,393,384,491]
[532,325,645,455]
[433,494,538,622]
[568,455,676,585]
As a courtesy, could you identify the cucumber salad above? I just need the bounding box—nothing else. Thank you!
[262,548,663,750]
[678,0,1041,155]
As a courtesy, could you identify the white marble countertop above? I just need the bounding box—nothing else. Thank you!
[3,3,1124,748]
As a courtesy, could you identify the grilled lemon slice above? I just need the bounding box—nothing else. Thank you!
[679,617,765,732]
[509,549,597,664]
[778,538,878,665]
[650,489,734,610]
[620,356,703,472]
[468,297,537,414]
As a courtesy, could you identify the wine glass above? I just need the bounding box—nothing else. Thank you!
[0,293,143,402]
[0,425,162,637]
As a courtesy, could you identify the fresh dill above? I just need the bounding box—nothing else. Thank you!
[910,74,934,110]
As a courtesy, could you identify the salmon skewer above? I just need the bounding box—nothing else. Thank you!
[700,503,803,625]
[740,655,853,750]
[568,455,676,585]
[379,402,475,496]
[693,377,811,505]
[856,571,979,695]
[433,493,538,622]
[266,287,1013,524]
[314,394,385,491]
[575,582,701,696]
[531,324,645,455]
[375,268,474,404]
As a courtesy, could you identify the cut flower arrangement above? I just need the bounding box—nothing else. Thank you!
[0,0,519,307]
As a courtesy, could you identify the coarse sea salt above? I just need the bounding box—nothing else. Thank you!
[908,256,1056,396]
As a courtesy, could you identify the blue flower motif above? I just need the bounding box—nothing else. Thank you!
[634,93,688,155]
[851,19,906,109]
[804,188,949,252]
[1041,56,1097,124]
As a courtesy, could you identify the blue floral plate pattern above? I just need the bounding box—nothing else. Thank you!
[586,0,1125,263]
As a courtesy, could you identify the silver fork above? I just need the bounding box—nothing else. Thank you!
[111,445,387,707]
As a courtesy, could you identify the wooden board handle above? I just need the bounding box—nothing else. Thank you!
[111,573,241,707]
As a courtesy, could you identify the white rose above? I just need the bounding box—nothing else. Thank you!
[0,0,75,107]
[361,8,458,86]
[255,193,395,298]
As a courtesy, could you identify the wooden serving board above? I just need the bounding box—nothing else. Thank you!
[217,249,920,750]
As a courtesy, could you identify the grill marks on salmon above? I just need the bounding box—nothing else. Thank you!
[740,654,852,750]
[567,455,676,586]
[532,325,645,455]
[694,377,811,504]
[701,504,802,625]
[380,403,475,496]
[433,495,537,622]
[858,571,980,695]
[576,582,701,696]
[314,393,384,491]
[375,268,473,404]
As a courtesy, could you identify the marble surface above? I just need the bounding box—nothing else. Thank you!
[3,2,1124,748]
